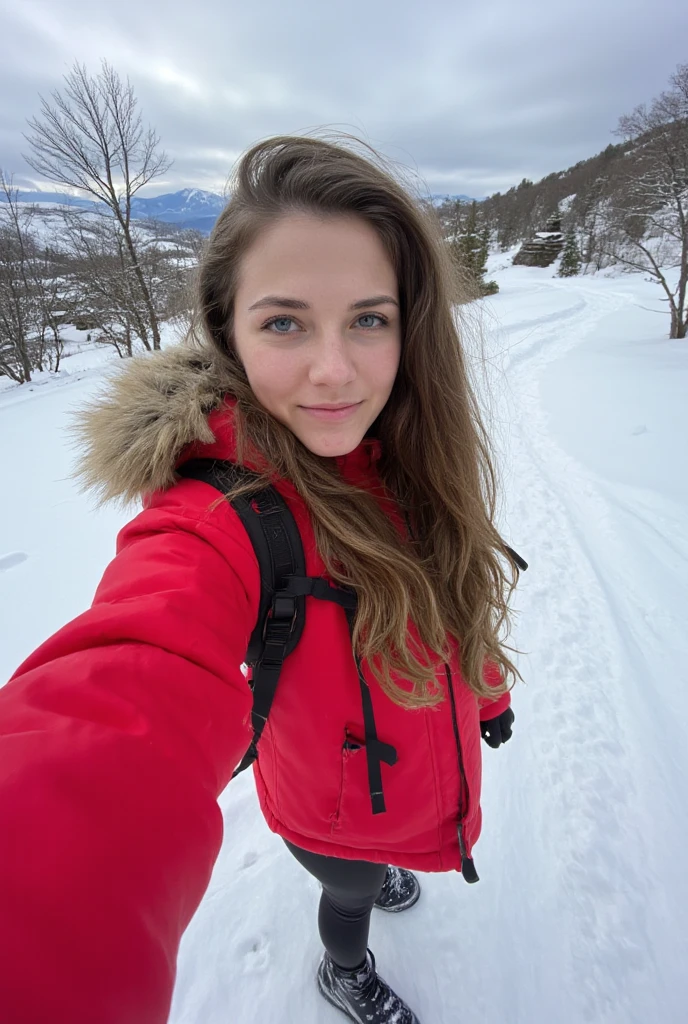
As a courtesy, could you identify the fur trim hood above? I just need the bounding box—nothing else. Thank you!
[70,344,234,507]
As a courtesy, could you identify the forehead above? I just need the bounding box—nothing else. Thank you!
[237,213,398,297]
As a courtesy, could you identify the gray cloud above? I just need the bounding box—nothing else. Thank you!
[1,0,686,198]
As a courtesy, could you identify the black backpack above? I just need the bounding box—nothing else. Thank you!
[176,457,527,823]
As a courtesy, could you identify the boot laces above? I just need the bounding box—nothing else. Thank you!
[342,956,398,1015]
[383,867,408,898]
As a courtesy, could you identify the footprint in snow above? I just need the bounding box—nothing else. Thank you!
[240,851,259,870]
[235,934,270,972]
[0,552,29,572]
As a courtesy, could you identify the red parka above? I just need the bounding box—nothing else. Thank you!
[0,346,510,1024]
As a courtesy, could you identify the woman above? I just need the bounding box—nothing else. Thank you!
[0,134,520,1024]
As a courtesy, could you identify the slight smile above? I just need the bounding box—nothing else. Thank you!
[299,402,363,421]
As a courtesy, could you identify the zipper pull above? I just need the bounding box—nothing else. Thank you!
[458,823,480,883]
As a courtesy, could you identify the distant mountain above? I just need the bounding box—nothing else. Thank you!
[2,187,479,234]
[0,190,98,211]
[129,189,227,232]
[428,193,482,205]
[1,188,226,234]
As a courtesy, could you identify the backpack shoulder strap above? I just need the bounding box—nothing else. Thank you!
[175,457,356,778]
[176,457,306,775]
[177,457,308,663]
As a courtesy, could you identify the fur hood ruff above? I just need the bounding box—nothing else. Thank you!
[70,344,240,507]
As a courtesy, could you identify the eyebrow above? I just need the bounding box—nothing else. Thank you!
[247,294,399,312]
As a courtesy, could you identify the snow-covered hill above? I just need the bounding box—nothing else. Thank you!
[1,266,686,1023]
[0,187,226,234]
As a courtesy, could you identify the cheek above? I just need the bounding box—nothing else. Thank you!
[373,339,402,390]
[242,349,299,408]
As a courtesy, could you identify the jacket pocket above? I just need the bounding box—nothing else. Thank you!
[254,718,284,816]
[330,728,365,832]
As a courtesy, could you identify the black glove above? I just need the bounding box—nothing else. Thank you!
[480,707,514,749]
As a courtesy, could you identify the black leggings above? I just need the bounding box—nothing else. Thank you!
[284,839,388,970]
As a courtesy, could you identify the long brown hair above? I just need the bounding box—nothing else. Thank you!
[191,132,521,709]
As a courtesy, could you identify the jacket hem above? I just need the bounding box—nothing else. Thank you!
[254,769,462,873]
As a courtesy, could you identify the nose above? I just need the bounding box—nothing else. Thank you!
[307,332,356,389]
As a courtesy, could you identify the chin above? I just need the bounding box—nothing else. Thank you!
[299,430,362,458]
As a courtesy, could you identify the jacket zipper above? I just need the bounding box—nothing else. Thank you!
[445,664,480,884]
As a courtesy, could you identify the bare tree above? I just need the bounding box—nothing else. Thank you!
[59,209,198,358]
[574,177,608,272]
[0,173,65,381]
[143,220,205,334]
[60,208,142,357]
[23,60,171,350]
[30,244,67,372]
[605,63,688,338]
[0,175,34,381]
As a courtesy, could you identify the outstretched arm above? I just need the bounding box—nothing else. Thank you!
[0,488,260,1024]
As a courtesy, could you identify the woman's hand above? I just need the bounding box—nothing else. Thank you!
[480,707,515,748]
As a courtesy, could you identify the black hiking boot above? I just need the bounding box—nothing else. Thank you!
[317,948,421,1023]
[373,866,421,912]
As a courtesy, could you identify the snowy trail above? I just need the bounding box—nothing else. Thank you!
[482,274,688,1024]
[496,283,648,1022]
[1,272,686,1023]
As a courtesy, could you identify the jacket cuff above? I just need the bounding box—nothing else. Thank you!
[478,690,511,722]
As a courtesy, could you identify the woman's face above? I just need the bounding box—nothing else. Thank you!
[233,213,402,458]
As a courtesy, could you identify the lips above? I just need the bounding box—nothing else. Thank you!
[304,404,359,411]
[300,402,362,420]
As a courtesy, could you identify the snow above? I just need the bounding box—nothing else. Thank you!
[0,202,116,250]
[1,266,687,1023]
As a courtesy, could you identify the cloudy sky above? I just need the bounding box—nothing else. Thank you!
[1,0,686,199]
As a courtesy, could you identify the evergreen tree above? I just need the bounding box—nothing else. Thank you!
[558,231,582,277]
[478,224,490,279]
[450,202,498,296]
[457,201,487,280]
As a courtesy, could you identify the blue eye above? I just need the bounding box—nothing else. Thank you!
[357,314,387,329]
[261,313,389,335]
[264,316,296,334]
